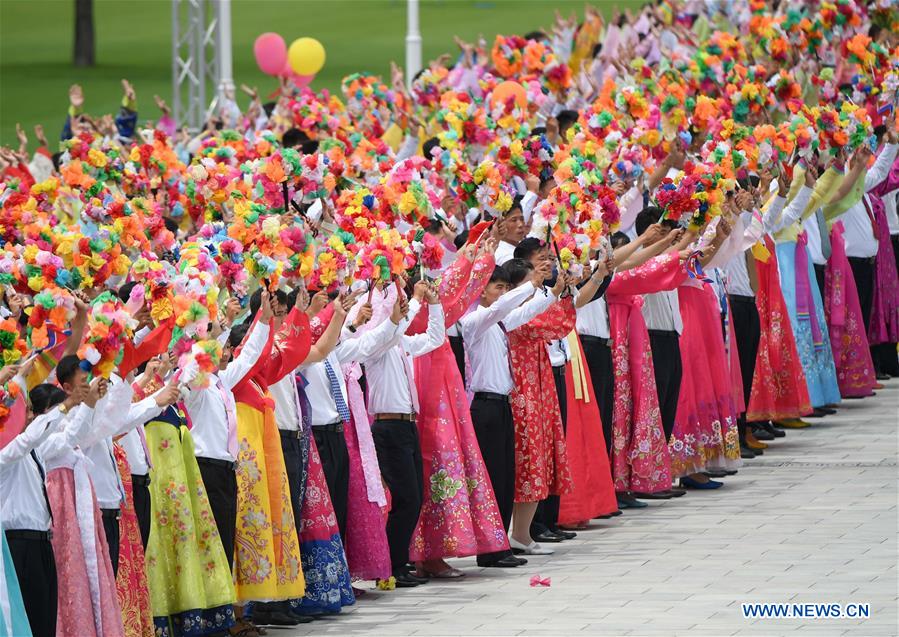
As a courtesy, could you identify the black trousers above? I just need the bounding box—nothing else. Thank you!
[728,295,761,415]
[849,256,875,333]
[813,264,827,302]
[449,334,466,385]
[131,474,151,550]
[647,330,682,441]
[197,458,237,570]
[531,366,567,537]
[7,531,57,637]
[312,426,350,540]
[581,335,614,455]
[470,396,515,566]
[278,431,306,536]
[371,419,423,570]
[101,508,120,577]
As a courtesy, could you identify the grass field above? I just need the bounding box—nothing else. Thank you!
[0,0,643,149]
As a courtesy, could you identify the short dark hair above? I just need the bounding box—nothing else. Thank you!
[556,110,579,131]
[249,287,287,319]
[488,265,511,285]
[505,258,534,287]
[55,355,82,387]
[610,232,631,249]
[513,237,545,261]
[117,281,139,304]
[30,384,67,416]
[635,206,664,236]
[508,195,524,215]
[228,322,251,349]
[422,137,442,160]
[523,30,546,41]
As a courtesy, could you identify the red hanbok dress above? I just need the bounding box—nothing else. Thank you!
[508,297,577,503]
[746,238,812,421]
[558,332,617,525]
[605,253,683,494]
[825,222,877,397]
[409,253,509,561]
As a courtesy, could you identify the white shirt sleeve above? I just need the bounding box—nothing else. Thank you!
[333,315,401,364]
[219,321,271,389]
[403,304,445,357]
[0,409,62,464]
[864,144,899,191]
[36,405,96,461]
[520,191,539,224]
[396,134,420,161]
[770,185,813,234]
[504,287,558,332]
[459,282,537,342]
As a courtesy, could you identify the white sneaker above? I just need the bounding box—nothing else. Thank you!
[509,536,554,555]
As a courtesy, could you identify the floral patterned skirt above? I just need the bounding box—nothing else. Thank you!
[776,242,841,408]
[145,416,235,637]
[410,345,509,560]
[47,467,124,637]
[112,445,154,637]
[669,285,741,478]
[233,403,304,603]
[290,435,353,615]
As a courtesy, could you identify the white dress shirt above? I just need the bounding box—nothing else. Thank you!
[366,303,445,415]
[495,241,517,265]
[576,296,611,339]
[547,338,570,367]
[119,430,149,475]
[642,290,682,334]
[0,406,92,531]
[803,214,826,265]
[839,144,898,259]
[885,190,898,235]
[82,377,165,510]
[459,282,556,394]
[301,316,400,426]
[186,321,270,461]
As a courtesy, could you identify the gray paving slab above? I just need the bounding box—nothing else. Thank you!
[279,379,899,636]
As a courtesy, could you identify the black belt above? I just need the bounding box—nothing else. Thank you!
[552,365,566,378]
[197,457,236,471]
[279,429,304,440]
[373,413,417,422]
[5,529,52,541]
[131,474,151,487]
[579,335,611,347]
[313,421,344,433]
[847,256,876,264]
[473,391,509,403]
[101,508,120,521]
[647,329,679,337]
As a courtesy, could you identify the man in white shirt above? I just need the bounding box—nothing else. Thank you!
[366,282,444,587]
[54,354,177,575]
[299,297,398,539]
[184,295,272,573]
[494,196,530,265]
[459,258,556,566]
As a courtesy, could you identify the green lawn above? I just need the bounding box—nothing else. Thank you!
[0,0,643,149]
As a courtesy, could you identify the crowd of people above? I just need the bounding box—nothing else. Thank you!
[1,0,898,636]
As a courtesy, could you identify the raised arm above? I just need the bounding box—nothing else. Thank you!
[219,320,271,389]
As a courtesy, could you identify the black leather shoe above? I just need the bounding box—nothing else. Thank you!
[751,426,775,440]
[253,610,302,626]
[759,422,785,438]
[405,569,429,584]
[285,612,314,624]
[533,531,564,543]
[483,555,525,568]
[550,528,577,540]
[391,571,421,587]
[667,487,687,497]
[632,491,674,500]
[740,444,756,459]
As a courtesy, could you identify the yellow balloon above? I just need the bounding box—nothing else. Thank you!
[288,37,326,76]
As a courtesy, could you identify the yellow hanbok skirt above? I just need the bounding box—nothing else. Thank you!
[233,403,304,602]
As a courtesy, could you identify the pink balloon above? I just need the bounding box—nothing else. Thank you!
[280,60,314,88]
[254,32,287,76]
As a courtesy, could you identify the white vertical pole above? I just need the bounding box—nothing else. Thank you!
[405,0,422,91]
[216,0,235,98]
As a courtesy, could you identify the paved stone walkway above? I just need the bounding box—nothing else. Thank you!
[283,380,898,636]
